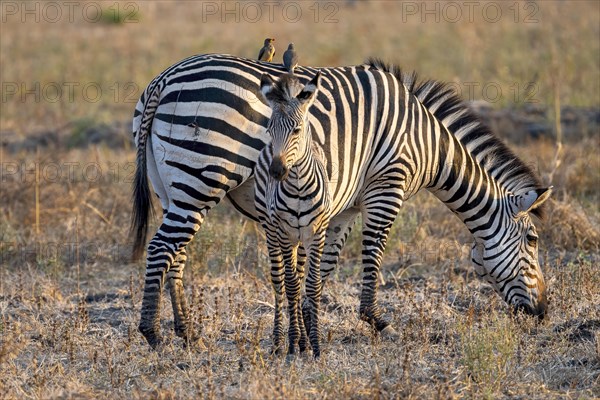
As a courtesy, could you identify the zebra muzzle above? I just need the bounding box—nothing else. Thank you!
[513,297,547,321]
[269,158,289,181]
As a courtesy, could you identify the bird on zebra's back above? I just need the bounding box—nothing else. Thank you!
[282,43,298,73]
[258,38,276,62]
[255,71,330,359]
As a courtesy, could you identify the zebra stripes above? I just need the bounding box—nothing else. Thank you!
[254,72,330,357]
[131,54,551,349]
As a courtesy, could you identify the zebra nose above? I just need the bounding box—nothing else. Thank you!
[535,288,548,320]
[269,158,289,181]
[513,290,547,321]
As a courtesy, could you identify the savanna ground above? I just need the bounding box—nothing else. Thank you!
[1,1,599,398]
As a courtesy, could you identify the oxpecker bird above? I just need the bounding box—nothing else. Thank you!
[282,43,298,73]
[258,38,276,62]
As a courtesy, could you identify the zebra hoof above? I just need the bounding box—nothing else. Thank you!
[271,345,284,356]
[298,341,307,353]
[380,325,399,341]
[176,327,200,347]
[146,335,164,350]
[174,325,190,339]
[138,326,163,350]
[182,335,207,350]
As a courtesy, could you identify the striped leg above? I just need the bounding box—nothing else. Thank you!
[265,231,285,355]
[359,195,401,333]
[139,210,203,349]
[320,209,360,280]
[305,228,327,358]
[282,241,302,356]
[303,209,358,334]
[167,248,196,343]
[295,245,308,352]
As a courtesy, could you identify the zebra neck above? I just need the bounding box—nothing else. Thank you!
[286,147,317,186]
[425,129,507,242]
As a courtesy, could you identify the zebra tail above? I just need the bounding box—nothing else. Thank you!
[130,84,162,261]
[130,144,154,261]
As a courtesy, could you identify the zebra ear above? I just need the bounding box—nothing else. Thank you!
[296,71,321,106]
[259,74,276,104]
[515,187,553,214]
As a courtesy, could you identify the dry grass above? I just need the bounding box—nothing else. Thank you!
[1,1,599,134]
[1,1,599,399]
[1,138,598,399]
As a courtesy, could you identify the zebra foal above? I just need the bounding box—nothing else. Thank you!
[254,72,330,358]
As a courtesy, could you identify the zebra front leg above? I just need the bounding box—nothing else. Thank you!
[265,231,285,355]
[296,244,308,353]
[305,229,326,359]
[359,202,400,337]
[283,242,302,357]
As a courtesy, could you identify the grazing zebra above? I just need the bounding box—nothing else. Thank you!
[131,54,551,349]
[254,72,330,357]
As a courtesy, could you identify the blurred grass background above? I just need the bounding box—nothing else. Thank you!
[1,0,598,134]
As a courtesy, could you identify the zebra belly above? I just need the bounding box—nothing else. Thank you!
[226,179,259,221]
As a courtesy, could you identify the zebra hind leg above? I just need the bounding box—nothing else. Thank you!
[139,210,203,349]
[167,248,198,346]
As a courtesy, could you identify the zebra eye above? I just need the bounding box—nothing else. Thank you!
[292,127,302,135]
[526,234,538,246]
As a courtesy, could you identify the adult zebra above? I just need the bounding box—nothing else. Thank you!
[131,54,551,348]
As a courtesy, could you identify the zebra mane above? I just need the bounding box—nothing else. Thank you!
[263,73,304,106]
[366,58,546,218]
